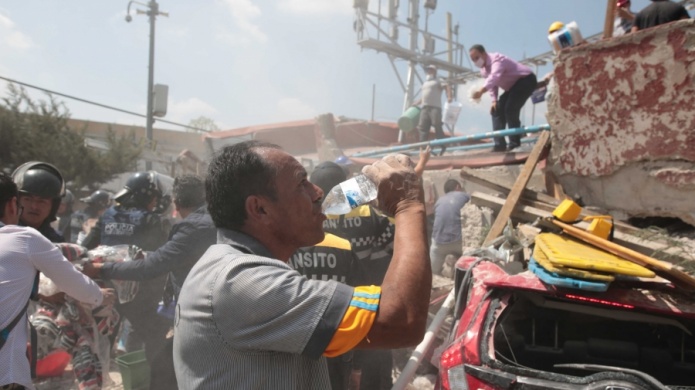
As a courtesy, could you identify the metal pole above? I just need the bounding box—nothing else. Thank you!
[392,289,457,390]
[371,83,376,121]
[399,0,420,144]
[446,12,453,79]
[352,124,550,157]
[531,64,538,125]
[145,0,158,170]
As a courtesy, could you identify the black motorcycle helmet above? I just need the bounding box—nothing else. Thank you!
[80,189,112,210]
[11,161,66,222]
[114,171,163,209]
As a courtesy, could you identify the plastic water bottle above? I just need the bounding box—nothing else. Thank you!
[322,174,378,215]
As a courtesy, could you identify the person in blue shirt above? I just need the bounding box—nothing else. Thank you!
[430,179,470,275]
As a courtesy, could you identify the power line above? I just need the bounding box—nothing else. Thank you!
[0,75,212,133]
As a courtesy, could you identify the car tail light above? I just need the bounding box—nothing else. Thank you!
[440,348,498,390]
[440,346,464,390]
[564,293,635,309]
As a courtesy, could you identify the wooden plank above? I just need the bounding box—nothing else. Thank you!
[604,0,617,39]
[461,166,559,205]
[471,191,695,266]
[544,169,569,201]
[483,130,551,246]
[462,166,641,235]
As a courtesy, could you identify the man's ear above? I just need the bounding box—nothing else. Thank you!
[2,196,19,225]
[244,195,271,224]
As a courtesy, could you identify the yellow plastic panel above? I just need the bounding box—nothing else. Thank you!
[532,246,615,282]
[535,233,655,278]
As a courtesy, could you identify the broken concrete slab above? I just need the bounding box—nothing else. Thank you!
[547,19,695,226]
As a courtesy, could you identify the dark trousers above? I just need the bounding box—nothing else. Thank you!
[357,350,393,390]
[117,276,171,390]
[149,336,178,390]
[491,73,537,148]
[417,106,445,142]
[327,352,353,390]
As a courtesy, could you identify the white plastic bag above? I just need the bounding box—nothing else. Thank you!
[443,101,463,127]
[88,245,140,303]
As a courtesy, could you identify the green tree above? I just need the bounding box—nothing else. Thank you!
[0,83,143,189]
[187,115,219,133]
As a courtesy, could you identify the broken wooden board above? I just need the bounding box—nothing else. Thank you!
[462,165,641,235]
[471,191,695,267]
[483,130,551,246]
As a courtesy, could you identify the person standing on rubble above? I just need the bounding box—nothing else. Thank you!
[82,174,216,390]
[615,0,636,35]
[173,141,432,389]
[631,0,690,31]
[470,44,537,152]
[414,65,453,155]
[430,179,470,276]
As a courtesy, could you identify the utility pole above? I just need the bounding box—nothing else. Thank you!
[400,0,420,143]
[126,0,168,170]
[145,1,158,170]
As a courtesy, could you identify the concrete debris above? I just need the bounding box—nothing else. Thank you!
[547,19,695,227]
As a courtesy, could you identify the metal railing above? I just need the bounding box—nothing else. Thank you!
[351,125,550,158]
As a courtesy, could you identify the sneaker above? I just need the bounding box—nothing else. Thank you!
[492,145,507,152]
[507,143,520,152]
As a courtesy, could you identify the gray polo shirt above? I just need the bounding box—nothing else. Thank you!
[422,78,445,108]
[173,228,354,389]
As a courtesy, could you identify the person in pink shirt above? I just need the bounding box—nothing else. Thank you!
[470,45,537,152]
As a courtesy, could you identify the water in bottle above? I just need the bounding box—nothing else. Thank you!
[321,174,378,215]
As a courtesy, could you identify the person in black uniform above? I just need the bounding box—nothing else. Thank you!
[309,161,396,390]
[70,189,112,244]
[83,174,216,390]
[82,172,168,251]
[12,161,67,243]
[632,0,690,31]
[53,189,74,242]
[82,171,170,381]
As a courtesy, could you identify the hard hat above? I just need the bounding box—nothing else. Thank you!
[114,171,163,208]
[548,21,565,34]
[12,161,65,222]
[425,64,437,71]
[12,162,65,200]
[81,189,112,209]
[617,0,630,7]
[61,189,74,206]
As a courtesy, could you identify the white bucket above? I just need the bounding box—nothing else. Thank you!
[548,21,584,53]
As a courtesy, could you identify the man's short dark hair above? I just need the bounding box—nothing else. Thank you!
[444,179,461,194]
[470,44,486,54]
[0,172,18,219]
[206,141,281,230]
[173,175,206,209]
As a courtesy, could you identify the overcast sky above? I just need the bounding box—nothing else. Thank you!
[0,0,656,135]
